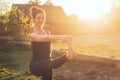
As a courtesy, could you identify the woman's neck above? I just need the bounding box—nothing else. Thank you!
[34,24,43,30]
[35,26,42,31]
[33,26,46,34]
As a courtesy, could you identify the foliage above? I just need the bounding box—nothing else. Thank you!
[0,0,9,15]
[28,0,41,5]
[0,67,21,80]
[43,0,54,6]
[0,67,42,80]
[0,0,54,41]
[0,0,10,35]
[7,5,31,41]
[0,1,32,41]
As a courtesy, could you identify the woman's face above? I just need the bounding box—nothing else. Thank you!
[33,13,45,27]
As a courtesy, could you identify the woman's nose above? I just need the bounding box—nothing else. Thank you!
[39,19,43,22]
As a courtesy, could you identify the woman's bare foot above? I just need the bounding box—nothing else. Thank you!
[66,49,77,60]
[65,35,77,60]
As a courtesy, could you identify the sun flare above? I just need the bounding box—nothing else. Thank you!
[10,0,112,20]
[59,0,111,20]
[76,0,111,20]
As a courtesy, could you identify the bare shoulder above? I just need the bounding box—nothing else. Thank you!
[30,32,41,42]
[30,32,38,37]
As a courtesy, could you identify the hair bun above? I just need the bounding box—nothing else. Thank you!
[32,7,37,12]
[29,6,46,19]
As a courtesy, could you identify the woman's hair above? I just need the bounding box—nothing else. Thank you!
[29,6,46,19]
[29,6,46,28]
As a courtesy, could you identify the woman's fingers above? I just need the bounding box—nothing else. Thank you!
[66,35,72,46]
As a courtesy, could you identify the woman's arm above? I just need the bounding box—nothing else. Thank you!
[49,35,68,42]
[47,31,69,42]
[30,32,71,42]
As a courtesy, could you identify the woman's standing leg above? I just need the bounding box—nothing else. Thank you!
[42,68,52,80]
[30,60,53,80]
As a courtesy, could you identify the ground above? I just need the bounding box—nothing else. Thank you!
[53,54,120,80]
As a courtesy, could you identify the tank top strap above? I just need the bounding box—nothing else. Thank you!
[46,30,50,35]
[32,30,36,33]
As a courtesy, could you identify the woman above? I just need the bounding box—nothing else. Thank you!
[29,6,76,80]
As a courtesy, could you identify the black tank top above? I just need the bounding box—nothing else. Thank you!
[31,41,51,62]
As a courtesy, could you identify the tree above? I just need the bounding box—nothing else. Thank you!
[7,5,31,41]
[28,0,41,5]
[43,0,53,6]
[0,0,9,15]
[0,0,10,35]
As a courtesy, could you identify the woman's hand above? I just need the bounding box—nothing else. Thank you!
[65,35,72,46]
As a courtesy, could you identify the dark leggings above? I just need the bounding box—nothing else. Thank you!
[29,55,68,80]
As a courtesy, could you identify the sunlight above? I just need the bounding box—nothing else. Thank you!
[52,0,112,20]
[75,0,111,20]
[9,0,112,20]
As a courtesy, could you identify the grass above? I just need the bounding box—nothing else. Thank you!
[0,44,31,71]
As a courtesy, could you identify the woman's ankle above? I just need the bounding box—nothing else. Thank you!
[66,51,77,60]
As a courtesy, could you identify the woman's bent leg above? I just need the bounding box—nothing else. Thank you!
[51,55,68,69]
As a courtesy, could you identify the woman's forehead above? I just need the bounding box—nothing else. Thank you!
[36,13,44,17]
